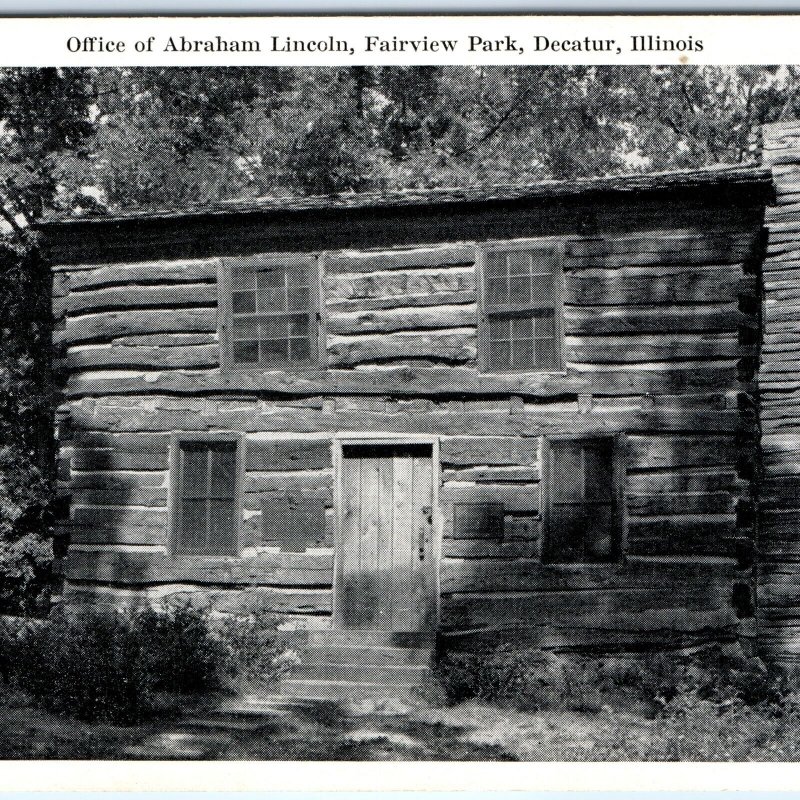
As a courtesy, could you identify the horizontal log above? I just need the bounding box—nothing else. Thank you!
[327,332,476,367]
[443,540,539,559]
[72,488,168,507]
[565,232,754,259]
[66,344,219,371]
[441,437,539,466]
[71,448,168,471]
[442,485,540,515]
[64,365,742,399]
[565,304,743,335]
[56,284,217,315]
[62,583,332,615]
[627,435,737,470]
[72,507,166,529]
[326,290,476,314]
[325,245,475,274]
[59,309,216,345]
[627,492,735,516]
[627,470,743,494]
[67,401,746,442]
[325,267,474,300]
[440,557,740,593]
[66,472,166,490]
[442,467,541,483]
[566,266,744,305]
[442,587,732,633]
[246,440,331,470]
[628,515,739,556]
[565,333,741,364]
[327,306,476,335]
[112,333,218,347]
[62,523,167,546]
[65,258,220,289]
[65,549,333,586]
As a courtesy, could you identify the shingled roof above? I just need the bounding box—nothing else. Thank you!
[37,163,773,229]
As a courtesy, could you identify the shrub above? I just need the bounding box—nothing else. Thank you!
[10,608,155,723]
[5,605,225,723]
[133,606,222,694]
[435,645,596,711]
[215,610,294,689]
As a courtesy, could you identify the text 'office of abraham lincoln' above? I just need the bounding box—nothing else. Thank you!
[38,120,800,682]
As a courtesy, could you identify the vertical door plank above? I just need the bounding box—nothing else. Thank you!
[391,451,415,630]
[376,455,394,630]
[340,455,362,627]
[412,452,434,630]
[359,455,381,629]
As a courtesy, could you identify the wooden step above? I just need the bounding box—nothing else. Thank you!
[308,630,435,648]
[301,645,432,667]
[279,678,423,702]
[292,661,430,683]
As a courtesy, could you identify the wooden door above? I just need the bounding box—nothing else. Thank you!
[337,444,435,631]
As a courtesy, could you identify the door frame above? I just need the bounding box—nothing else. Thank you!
[331,434,442,631]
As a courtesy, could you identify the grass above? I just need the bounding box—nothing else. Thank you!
[4,675,800,760]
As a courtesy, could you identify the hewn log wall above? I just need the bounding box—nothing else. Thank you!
[47,184,766,653]
[758,122,800,662]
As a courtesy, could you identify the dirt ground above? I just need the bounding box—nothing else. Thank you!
[0,690,791,761]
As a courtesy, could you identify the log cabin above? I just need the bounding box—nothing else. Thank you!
[37,119,800,697]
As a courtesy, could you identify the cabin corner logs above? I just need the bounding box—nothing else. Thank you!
[45,161,781,658]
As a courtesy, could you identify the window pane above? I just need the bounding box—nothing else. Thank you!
[553,443,583,502]
[511,316,533,340]
[181,446,207,499]
[485,252,506,277]
[233,318,258,339]
[489,340,510,369]
[533,312,556,339]
[509,276,531,305]
[257,268,283,288]
[535,338,558,369]
[547,503,586,563]
[488,316,511,341]
[507,251,531,276]
[259,316,287,339]
[511,339,535,370]
[260,339,289,363]
[209,445,236,498]
[232,291,256,314]
[290,337,311,361]
[208,500,237,555]
[531,250,558,274]
[233,340,259,364]
[288,315,309,337]
[287,287,311,311]
[258,288,285,312]
[232,270,255,291]
[584,504,614,561]
[531,274,554,305]
[584,443,612,501]
[179,499,207,552]
[486,278,508,305]
[287,264,309,287]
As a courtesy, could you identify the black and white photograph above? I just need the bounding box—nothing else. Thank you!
[1,58,800,762]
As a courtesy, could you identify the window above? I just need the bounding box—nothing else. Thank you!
[479,242,563,372]
[543,436,624,564]
[221,256,320,369]
[171,437,241,556]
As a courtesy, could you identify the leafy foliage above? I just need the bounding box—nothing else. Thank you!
[4,606,225,724]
